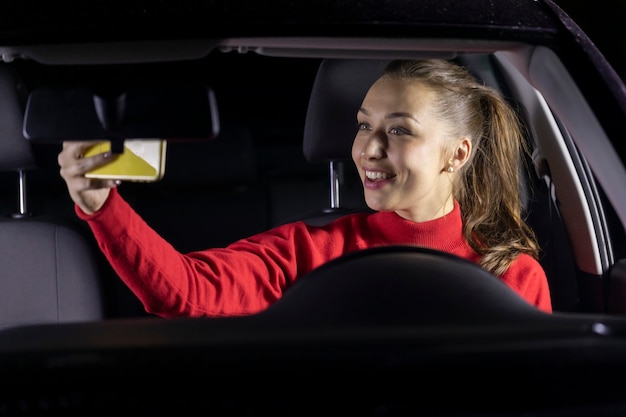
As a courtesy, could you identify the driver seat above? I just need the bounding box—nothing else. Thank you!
[300,57,577,312]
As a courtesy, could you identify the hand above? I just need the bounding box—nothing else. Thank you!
[58,141,120,215]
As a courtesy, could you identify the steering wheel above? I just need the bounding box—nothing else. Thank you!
[259,245,545,325]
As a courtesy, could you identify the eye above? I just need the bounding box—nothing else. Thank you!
[357,122,371,131]
[389,127,409,135]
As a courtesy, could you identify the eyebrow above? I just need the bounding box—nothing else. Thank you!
[358,108,421,125]
[387,111,421,124]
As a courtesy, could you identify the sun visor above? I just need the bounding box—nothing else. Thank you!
[22,83,220,153]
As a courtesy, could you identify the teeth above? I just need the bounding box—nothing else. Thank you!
[365,170,392,180]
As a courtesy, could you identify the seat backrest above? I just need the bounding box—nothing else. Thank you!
[0,63,106,330]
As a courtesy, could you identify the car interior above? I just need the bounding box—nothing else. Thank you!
[0,43,615,327]
[3,3,626,411]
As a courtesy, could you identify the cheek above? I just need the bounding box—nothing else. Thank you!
[351,136,362,162]
[402,147,441,175]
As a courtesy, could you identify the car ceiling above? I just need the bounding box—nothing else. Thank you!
[1,0,559,46]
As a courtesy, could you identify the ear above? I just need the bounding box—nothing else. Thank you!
[450,137,471,170]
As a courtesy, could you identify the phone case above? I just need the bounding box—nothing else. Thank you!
[84,139,167,182]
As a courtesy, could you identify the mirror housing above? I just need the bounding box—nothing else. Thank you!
[23,83,220,153]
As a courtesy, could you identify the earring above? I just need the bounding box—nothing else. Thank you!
[447,166,454,173]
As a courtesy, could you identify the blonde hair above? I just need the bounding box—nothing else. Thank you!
[384,59,539,276]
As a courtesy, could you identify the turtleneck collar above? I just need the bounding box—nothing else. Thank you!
[368,201,470,255]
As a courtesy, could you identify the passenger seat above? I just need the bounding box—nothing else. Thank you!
[0,63,107,330]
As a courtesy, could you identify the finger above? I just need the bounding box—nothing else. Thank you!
[59,141,101,165]
[88,178,121,189]
[74,150,118,173]
[65,173,119,192]
[59,148,118,182]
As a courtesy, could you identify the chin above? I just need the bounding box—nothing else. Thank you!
[364,198,390,213]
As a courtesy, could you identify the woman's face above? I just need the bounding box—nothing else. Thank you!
[351,76,457,222]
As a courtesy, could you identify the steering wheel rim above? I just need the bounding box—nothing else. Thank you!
[259,245,545,325]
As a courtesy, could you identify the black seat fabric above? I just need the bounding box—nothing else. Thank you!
[0,219,106,329]
[0,63,106,329]
[303,59,389,164]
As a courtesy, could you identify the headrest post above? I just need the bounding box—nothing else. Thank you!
[329,161,340,209]
[13,169,31,218]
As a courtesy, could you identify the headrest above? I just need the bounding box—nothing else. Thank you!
[0,64,37,172]
[303,59,389,163]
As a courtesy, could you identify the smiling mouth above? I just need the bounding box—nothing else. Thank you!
[365,170,395,180]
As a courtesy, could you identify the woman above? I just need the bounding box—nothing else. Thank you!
[58,59,552,316]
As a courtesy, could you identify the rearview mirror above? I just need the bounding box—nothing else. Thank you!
[22,83,220,153]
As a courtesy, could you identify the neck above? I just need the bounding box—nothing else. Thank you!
[395,197,455,223]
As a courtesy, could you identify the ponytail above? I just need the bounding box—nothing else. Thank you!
[458,88,539,275]
[384,59,539,276]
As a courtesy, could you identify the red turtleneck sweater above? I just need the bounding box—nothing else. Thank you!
[77,188,552,317]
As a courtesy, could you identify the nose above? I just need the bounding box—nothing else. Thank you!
[359,131,386,160]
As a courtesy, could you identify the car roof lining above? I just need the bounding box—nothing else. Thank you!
[1,37,527,65]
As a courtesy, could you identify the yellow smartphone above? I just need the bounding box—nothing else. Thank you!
[84,139,167,182]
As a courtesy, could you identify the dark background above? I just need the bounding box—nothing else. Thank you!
[554,1,626,81]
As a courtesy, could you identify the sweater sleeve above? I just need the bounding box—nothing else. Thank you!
[76,188,340,318]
